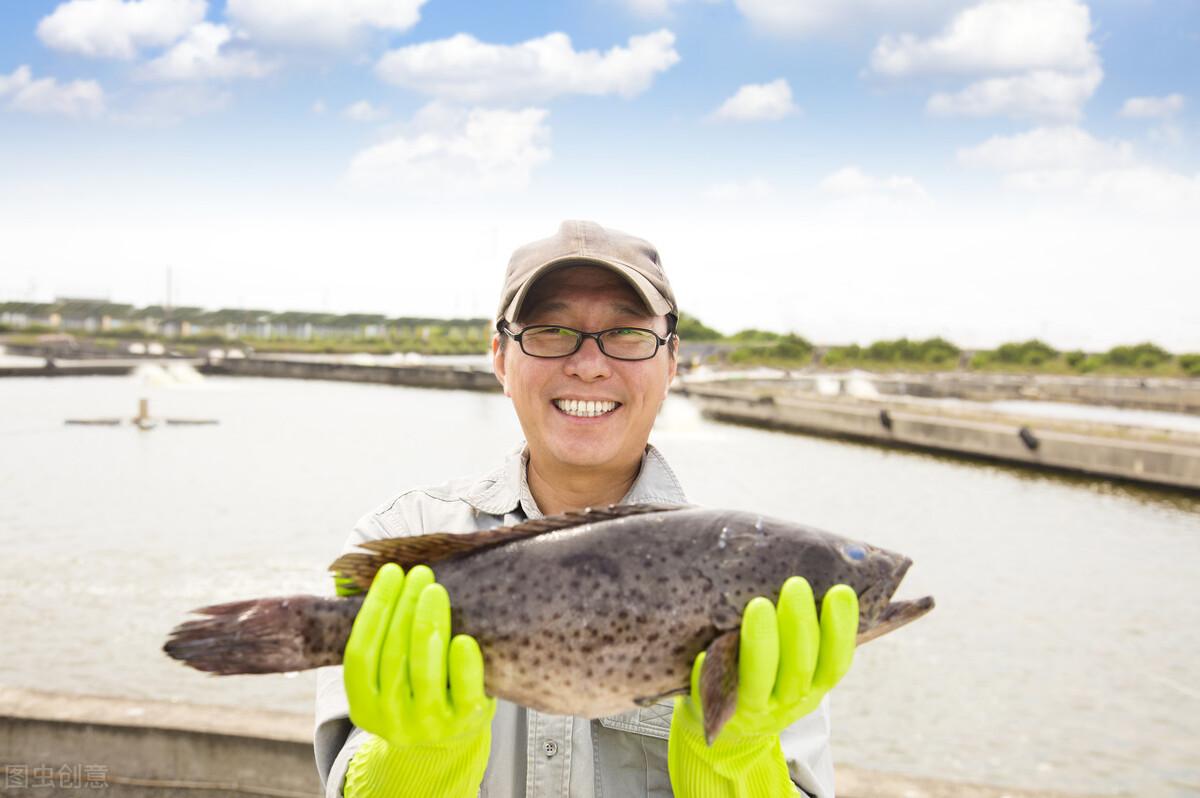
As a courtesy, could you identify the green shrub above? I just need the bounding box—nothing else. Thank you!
[1105,342,1171,369]
[1178,354,1200,376]
[674,312,722,341]
[992,339,1059,366]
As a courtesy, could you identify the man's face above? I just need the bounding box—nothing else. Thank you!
[492,265,677,472]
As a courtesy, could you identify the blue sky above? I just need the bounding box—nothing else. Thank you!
[0,0,1197,349]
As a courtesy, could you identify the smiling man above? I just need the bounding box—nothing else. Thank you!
[313,220,855,798]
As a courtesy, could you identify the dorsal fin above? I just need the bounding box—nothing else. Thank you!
[329,502,688,591]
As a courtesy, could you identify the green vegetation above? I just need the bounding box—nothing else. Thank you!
[673,311,722,341]
[728,333,813,365]
[3,300,1196,378]
[822,338,960,370]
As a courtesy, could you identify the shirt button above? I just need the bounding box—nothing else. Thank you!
[543,740,558,757]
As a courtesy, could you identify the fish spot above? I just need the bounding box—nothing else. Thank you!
[559,551,621,580]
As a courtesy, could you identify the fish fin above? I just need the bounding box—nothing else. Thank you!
[329,502,689,591]
[699,629,741,746]
[633,686,689,707]
[163,594,359,675]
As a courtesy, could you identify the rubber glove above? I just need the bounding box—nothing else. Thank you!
[668,577,858,798]
[342,562,496,798]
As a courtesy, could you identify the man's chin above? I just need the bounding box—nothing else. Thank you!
[544,441,623,471]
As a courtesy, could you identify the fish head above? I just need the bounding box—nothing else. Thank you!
[757,517,934,644]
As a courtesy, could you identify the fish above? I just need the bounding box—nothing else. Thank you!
[163,503,933,743]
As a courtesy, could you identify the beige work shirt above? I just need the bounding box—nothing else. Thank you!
[313,442,836,797]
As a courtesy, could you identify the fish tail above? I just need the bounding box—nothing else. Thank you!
[163,594,364,675]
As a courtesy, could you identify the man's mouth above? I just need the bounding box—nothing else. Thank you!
[552,399,621,418]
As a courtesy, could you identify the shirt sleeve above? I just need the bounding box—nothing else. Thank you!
[781,696,836,798]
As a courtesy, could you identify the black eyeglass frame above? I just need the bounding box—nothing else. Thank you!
[497,320,675,361]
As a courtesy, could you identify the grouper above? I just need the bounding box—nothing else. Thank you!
[164,503,934,742]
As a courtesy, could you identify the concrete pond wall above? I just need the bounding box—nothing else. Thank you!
[1,686,1117,798]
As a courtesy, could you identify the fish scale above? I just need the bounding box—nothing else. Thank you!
[164,504,934,742]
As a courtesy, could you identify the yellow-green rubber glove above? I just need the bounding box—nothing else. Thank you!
[668,577,859,798]
[342,563,496,798]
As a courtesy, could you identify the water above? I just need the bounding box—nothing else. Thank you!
[1,374,1198,796]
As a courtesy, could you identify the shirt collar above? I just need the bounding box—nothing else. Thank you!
[465,441,688,519]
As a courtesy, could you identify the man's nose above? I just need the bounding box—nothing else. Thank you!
[563,335,611,380]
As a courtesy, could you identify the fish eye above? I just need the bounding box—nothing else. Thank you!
[843,544,867,562]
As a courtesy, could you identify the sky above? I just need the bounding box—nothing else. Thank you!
[0,0,1197,350]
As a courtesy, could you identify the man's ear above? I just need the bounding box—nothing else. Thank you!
[491,334,510,396]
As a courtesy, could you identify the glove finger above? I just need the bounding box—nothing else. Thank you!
[812,584,859,692]
[410,583,452,718]
[774,576,819,705]
[344,563,403,709]
[738,596,779,714]
[448,634,487,713]
[333,571,364,597]
[379,564,434,704]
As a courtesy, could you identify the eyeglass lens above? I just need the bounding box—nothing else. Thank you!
[521,326,659,360]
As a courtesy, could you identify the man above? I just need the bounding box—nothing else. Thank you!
[313,220,857,797]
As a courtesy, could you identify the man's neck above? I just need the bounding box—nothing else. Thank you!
[526,451,643,517]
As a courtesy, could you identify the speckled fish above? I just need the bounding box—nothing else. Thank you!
[164,504,933,742]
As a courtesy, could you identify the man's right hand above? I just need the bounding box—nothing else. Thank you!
[342,562,496,797]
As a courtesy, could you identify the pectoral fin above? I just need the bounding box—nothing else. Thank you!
[699,629,740,745]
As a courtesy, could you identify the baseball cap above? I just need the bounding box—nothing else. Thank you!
[497,220,678,325]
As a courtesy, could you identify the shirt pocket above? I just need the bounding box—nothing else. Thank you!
[594,703,675,798]
[597,701,673,740]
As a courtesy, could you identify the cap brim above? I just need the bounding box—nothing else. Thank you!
[501,256,674,323]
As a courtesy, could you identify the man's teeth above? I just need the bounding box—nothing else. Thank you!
[554,399,619,418]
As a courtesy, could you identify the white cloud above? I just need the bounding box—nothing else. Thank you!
[957,126,1200,215]
[375,30,680,103]
[820,166,927,198]
[927,64,1101,121]
[141,23,275,81]
[343,100,387,122]
[1119,94,1185,119]
[0,65,105,117]
[733,0,965,37]
[957,126,1133,172]
[702,178,773,201]
[311,99,326,114]
[870,0,1100,121]
[711,79,798,122]
[869,0,1095,76]
[346,103,551,194]
[37,0,204,60]
[225,0,428,48]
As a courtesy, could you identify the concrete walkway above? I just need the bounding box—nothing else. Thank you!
[1,686,1119,797]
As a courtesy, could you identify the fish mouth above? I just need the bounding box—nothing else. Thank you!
[854,555,934,645]
[856,595,936,645]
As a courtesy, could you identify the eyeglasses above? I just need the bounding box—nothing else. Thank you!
[499,322,673,361]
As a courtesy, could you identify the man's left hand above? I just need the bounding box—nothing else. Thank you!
[667,577,859,797]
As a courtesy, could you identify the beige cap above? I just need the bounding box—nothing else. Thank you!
[497,220,678,325]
